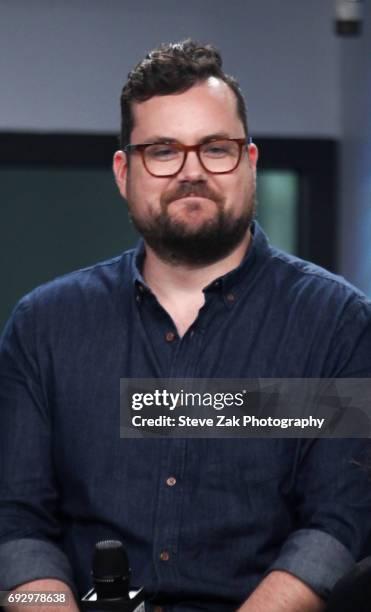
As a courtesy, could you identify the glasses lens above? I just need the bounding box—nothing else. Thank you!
[200,140,241,173]
[144,144,183,176]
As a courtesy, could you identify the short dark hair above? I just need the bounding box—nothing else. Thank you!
[119,39,248,149]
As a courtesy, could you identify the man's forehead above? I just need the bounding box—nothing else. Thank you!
[130,78,241,139]
[204,76,228,92]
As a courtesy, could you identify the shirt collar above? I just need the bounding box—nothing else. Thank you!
[131,239,146,288]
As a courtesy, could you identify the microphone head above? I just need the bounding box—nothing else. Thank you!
[92,540,131,600]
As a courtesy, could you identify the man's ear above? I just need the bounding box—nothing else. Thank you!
[113,150,129,199]
[247,143,259,169]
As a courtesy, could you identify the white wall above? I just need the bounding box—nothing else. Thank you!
[0,0,340,137]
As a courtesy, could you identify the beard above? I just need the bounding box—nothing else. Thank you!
[127,181,256,267]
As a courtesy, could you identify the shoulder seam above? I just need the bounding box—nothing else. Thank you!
[269,252,366,297]
[28,250,136,291]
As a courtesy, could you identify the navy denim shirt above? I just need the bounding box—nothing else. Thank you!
[1,223,371,611]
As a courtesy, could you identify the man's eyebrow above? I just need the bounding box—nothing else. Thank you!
[198,132,232,144]
[143,133,233,144]
[145,136,178,144]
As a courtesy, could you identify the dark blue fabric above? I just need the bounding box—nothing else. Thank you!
[1,222,371,611]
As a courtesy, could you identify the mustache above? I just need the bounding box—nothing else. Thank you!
[161,182,225,208]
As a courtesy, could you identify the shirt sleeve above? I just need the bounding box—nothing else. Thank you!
[0,539,75,592]
[267,528,354,598]
[267,437,371,599]
[267,295,371,598]
[0,296,75,592]
[326,296,371,377]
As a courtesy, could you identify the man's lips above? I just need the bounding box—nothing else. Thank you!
[170,195,214,203]
[162,187,224,208]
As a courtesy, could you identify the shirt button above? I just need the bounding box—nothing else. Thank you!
[165,331,176,342]
[159,550,170,561]
[226,292,236,302]
[135,295,141,303]
[166,476,176,487]
[138,284,144,292]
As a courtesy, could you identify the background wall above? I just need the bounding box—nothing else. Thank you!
[0,0,340,137]
[338,0,371,294]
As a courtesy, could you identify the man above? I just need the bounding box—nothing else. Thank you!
[0,40,371,612]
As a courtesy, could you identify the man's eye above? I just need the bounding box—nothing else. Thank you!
[147,146,178,159]
[204,144,229,157]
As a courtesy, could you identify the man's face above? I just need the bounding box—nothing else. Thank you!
[114,77,258,266]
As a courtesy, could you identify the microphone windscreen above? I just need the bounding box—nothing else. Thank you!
[93,540,130,579]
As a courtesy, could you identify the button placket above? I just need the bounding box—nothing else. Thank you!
[152,440,186,585]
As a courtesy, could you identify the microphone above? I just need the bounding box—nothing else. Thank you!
[81,540,145,611]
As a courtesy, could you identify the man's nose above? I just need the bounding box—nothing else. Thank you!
[177,150,207,181]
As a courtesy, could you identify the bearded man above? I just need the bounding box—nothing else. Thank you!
[1,40,371,612]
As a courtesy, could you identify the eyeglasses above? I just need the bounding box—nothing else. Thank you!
[123,138,250,177]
